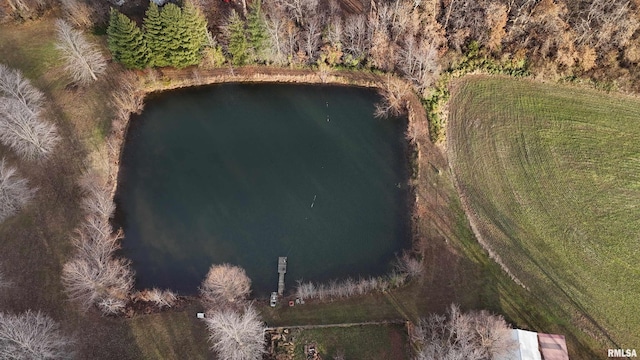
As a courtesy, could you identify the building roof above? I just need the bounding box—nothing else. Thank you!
[538,333,569,360]
[496,329,569,360]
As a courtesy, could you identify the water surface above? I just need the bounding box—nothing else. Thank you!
[115,83,411,296]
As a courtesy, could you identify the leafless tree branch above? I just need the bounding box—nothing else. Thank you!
[204,306,265,360]
[412,304,517,360]
[0,65,59,161]
[0,158,36,223]
[0,310,73,359]
[0,64,43,115]
[62,173,133,315]
[55,19,107,85]
[200,264,252,307]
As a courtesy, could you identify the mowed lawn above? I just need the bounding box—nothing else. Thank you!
[291,324,409,360]
[448,75,640,348]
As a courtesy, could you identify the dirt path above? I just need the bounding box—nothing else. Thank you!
[265,319,405,331]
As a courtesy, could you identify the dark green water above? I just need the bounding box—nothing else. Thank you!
[114,83,411,296]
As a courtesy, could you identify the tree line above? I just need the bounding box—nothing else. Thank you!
[4,0,640,88]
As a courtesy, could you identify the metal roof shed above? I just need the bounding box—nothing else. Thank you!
[497,329,543,360]
[538,333,569,360]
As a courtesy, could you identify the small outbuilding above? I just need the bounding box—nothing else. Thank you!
[537,333,569,360]
[497,329,569,360]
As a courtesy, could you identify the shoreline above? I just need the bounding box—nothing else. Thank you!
[103,65,430,311]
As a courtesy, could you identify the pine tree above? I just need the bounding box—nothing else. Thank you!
[157,3,185,67]
[143,2,164,67]
[107,8,150,69]
[246,0,268,62]
[227,10,249,66]
[142,1,209,68]
[179,1,208,67]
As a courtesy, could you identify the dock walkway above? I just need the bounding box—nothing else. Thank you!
[278,257,287,295]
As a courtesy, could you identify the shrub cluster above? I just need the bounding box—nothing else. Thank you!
[424,43,529,142]
[295,272,408,302]
[295,252,422,302]
[132,288,177,309]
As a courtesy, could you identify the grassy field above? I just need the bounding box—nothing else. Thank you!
[448,75,640,349]
[290,323,409,359]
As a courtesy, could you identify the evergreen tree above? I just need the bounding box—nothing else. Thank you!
[107,8,150,69]
[143,2,164,67]
[157,3,185,67]
[227,10,249,66]
[246,0,268,62]
[180,1,208,67]
[142,1,209,68]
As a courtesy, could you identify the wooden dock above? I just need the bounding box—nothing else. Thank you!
[278,257,287,295]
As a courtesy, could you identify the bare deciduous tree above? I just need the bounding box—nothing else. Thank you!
[55,19,107,85]
[343,15,370,61]
[133,288,178,308]
[204,306,265,360]
[302,15,322,62]
[96,296,127,316]
[1,0,47,21]
[62,172,133,315]
[59,0,94,29]
[111,73,144,119]
[0,64,59,160]
[394,251,423,278]
[200,264,251,306]
[0,159,36,223]
[374,76,412,119]
[0,64,43,113]
[398,35,440,92]
[325,16,342,47]
[572,0,639,55]
[485,2,508,52]
[265,15,288,65]
[0,99,60,160]
[147,288,177,308]
[275,0,317,26]
[61,257,133,315]
[412,304,516,360]
[504,0,576,65]
[0,310,73,359]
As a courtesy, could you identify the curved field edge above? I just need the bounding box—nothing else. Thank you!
[447,75,640,349]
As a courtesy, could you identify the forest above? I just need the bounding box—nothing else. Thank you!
[3,0,640,91]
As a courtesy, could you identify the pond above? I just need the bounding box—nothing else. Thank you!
[114,83,412,296]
